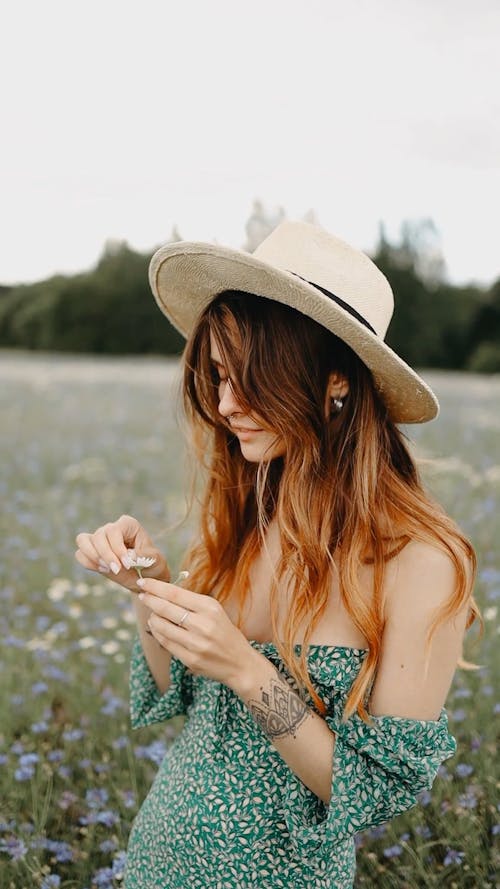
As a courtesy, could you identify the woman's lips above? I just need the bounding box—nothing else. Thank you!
[233,427,262,435]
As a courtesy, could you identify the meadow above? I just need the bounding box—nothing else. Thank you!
[0,351,498,889]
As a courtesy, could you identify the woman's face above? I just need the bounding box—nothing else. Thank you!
[209,330,286,462]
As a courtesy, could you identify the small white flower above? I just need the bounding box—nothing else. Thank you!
[116,628,132,640]
[102,640,120,655]
[47,578,72,601]
[124,548,157,579]
[102,616,118,629]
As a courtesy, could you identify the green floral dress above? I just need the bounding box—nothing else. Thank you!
[124,634,456,889]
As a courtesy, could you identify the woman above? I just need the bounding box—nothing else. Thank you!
[75,221,481,888]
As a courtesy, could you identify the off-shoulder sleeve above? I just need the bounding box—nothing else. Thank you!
[129,633,194,729]
[281,705,457,857]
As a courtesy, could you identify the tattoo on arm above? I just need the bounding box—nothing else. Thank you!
[247,666,310,740]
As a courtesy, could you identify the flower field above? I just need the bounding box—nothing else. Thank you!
[0,351,498,888]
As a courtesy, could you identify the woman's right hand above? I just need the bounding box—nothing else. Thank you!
[74,514,171,593]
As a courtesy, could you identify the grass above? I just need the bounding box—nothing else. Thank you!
[0,351,498,888]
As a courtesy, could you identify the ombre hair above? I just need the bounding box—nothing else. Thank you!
[175,290,481,724]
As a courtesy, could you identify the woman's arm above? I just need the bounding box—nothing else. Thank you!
[229,541,470,805]
[133,596,173,695]
[230,649,336,805]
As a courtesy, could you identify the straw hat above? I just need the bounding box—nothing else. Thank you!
[148,220,439,424]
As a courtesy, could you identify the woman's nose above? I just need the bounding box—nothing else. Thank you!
[218,379,242,418]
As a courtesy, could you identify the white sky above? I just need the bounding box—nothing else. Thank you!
[1,0,499,287]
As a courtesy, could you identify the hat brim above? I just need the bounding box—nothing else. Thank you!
[149,241,439,424]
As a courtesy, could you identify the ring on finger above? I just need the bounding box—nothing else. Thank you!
[177,610,190,628]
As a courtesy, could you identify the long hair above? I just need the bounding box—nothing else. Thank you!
[175,290,481,723]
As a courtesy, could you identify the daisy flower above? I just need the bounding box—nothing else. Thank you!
[125,549,156,579]
[125,549,190,586]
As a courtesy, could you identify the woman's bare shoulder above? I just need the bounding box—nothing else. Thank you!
[383,537,472,622]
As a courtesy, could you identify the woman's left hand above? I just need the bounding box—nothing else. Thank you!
[136,577,256,690]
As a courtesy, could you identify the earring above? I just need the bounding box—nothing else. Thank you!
[331,397,344,413]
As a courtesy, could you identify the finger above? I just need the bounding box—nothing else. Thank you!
[138,590,194,627]
[135,578,212,612]
[147,612,194,654]
[74,533,109,571]
[105,523,137,571]
[75,549,97,570]
[92,525,126,576]
[146,614,170,648]
[116,513,143,546]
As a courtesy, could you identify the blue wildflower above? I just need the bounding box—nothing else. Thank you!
[415,825,432,839]
[96,810,120,827]
[86,788,109,809]
[62,728,85,742]
[92,867,114,888]
[57,790,78,810]
[383,844,403,858]
[112,850,127,877]
[15,765,35,781]
[31,681,49,695]
[136,739,167,766]
[19,753,39,767]
[78,758,92,768]
[4,635,24,648]
[120,789,136,809]
[43,665,69,681]
[45,839,75,862]
[458,791,478,809]
[36,615,51,630]
[0,836,28,859]
[47,750,64,763]
[41,876,61,889]
[443,848,465,866]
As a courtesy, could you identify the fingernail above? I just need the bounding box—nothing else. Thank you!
[121,555,133,570]
[98,565,110,573]
[110,561,120,575]
[138,592,145,600]
[136,578,145,588]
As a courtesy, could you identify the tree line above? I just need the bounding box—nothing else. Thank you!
[0,208,498,371]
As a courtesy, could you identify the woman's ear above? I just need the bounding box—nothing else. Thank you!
[324,371,350,419]
[327,371,350,400]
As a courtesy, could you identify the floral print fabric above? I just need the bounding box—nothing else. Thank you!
[125,635,456,889]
